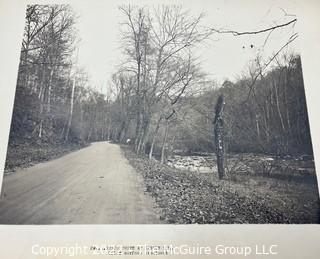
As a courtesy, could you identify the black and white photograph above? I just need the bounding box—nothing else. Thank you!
[0,0,319,224]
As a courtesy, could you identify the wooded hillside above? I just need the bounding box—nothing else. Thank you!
[7,5,313,167]
[9,5,109,146]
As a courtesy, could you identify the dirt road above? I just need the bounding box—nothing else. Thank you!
[0,142,161,224]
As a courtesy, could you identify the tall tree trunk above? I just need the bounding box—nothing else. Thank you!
[264,100,270,143]
[255,113,260,141]
[149,137,156,160]
[283,68,291,137]
[214,95,225,180]
[149,117,162,159]
[274,79,285,133]
[137,115,150,154]
[65,75,76,142]
[160,120,169,164]
[22,45,30,90]
[134,56,142,151]
[141,123,150,154]
[47,67,55,114]
[37,64,47,139]
[135,112,143,152]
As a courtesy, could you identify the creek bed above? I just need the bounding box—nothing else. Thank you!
[167,153,317,183]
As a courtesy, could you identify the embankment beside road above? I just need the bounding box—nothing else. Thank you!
[121,145,320,224]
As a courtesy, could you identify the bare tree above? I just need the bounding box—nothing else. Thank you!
[119,5,212,155]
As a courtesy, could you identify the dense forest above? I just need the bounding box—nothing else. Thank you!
[7,5,313,167]
[9,5,108,146]
[170,55,312,156]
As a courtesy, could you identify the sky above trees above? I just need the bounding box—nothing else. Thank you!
[72,0,298,92]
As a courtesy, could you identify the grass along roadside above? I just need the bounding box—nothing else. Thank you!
[121,145,320,224]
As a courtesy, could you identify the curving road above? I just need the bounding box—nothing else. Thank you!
[0,142,161,224]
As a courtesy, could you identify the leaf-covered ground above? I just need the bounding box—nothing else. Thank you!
[122,146,320,224]
[4,142,87,173]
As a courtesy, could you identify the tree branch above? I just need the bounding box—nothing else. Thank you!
[211,18,297,36]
